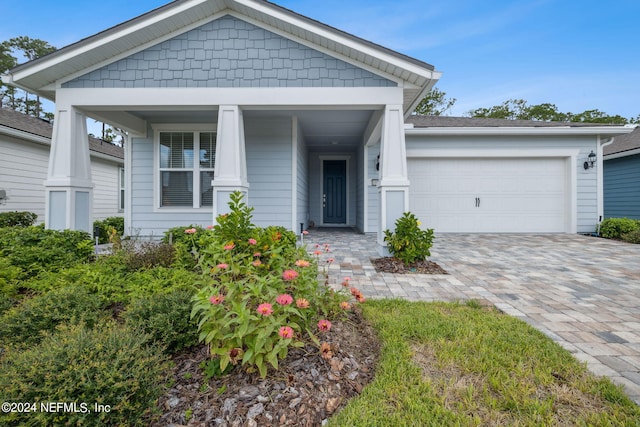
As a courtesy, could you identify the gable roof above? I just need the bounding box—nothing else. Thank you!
[0,108,124,161]
[406,115,634,137]
[2,0,440,115]
[603,126,640,156]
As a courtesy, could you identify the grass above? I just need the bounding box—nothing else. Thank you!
[329,299,640,427]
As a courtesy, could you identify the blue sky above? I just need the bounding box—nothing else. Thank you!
[3,0,639,119]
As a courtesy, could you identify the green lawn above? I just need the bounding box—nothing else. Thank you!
[330,299,640,427]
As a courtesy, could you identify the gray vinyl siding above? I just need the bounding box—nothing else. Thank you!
[0,135,48,221]
[0,132,123,223]
[366,143,380,233]
[405,134,599,234]
[91,160,123,220]
[296,120,309,231]
[604,153,640,219]
[245,117,292,229]
[63,15,395,89]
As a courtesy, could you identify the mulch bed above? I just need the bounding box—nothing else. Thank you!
[151,308,380,427]
[370,257,448,274]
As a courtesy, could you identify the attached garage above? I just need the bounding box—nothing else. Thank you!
[400,116,636,235]
[408,157,570,232]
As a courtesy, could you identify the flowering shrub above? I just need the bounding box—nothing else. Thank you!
[191,192,361,378]
[383,212,434,265]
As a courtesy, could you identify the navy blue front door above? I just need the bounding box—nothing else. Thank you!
[323,160,346,224]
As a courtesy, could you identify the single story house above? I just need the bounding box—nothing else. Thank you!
[604,126,640,219]
[0,108,124,224]
[1,0,632,249]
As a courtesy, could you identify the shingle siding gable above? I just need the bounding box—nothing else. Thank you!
[63,15,396,89]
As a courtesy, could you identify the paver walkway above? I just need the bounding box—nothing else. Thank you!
[304,229,640,404]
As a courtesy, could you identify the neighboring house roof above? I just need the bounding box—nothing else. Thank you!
[0,108,124,161]
[603,126,640,157]
[406,115,633,137]
[2,0,440,115]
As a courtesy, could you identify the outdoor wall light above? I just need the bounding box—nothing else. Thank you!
[583,150,596,170]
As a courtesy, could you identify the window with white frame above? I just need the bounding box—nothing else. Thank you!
[118,167,125,211]
[158,130,216,208]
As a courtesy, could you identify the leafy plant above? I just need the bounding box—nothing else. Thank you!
[191,192,358,378]
[117,241,176,271]
[621,229,640,244]
[0,225,93,279]
[383,212,434,265]
[22,261,198,305]
[0,286,107,347]
[0,211,37,227]
[93,216,125,244]
[598,218,640,239]
[0,322,169,427]
[123,289,200,354]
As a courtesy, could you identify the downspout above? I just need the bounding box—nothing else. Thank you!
[596,136,615,234]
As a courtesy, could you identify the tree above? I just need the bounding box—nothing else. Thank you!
[413,88,456,116]
[468,98,635,124]
[0,37,56,118]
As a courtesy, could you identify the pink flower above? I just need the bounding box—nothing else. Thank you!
[302,230,309,235]
[276,294,293,305]
[253,252,261,257]
[356,294,366,303]
[295,259,310,267]
[315,244,321,248]
[350,287,361,297]
[313,250,322,256]
[326,257,335,264]
[248,238,257,245]
[185,228,197,234]
[252,260,262,267]
[317,319,332,332]
[223,243,235,251]
[340,301,351,310]
[209,294,224,305]
[341,277,351,287]
[206,225,214,230]
[278,326,294,339]
[257,303,273,316]
[282,269,299,281]
[296,298,310,309]
[216,263,228,269]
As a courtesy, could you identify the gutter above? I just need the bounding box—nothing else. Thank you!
[404,126,634,137]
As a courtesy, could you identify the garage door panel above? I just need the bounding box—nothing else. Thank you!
[408,158,567,233]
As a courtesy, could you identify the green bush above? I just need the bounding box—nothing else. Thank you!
[0,286,107,347]
[0,322,169,427]
[93,216,125,244]
[622,229,640,244]
[22,262,198,305]
[116,241,176,271]
[0,211,37,227]
[0,225,93,278]
[383,212,435,265]
[598,218,640,239]
[0,257,22,299]
[124,289,199,354]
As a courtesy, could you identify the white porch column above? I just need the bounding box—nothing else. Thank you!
[212,105,249,218]
[44,105,94,233]
[377,104,410,254]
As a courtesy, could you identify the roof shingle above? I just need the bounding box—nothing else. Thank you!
[0,108,124,160]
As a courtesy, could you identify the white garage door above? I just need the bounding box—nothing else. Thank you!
[408,158,567,233]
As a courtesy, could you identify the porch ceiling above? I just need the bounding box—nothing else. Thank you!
[246,109,375,151]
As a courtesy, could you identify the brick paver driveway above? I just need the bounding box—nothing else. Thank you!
[306,231,640,403]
